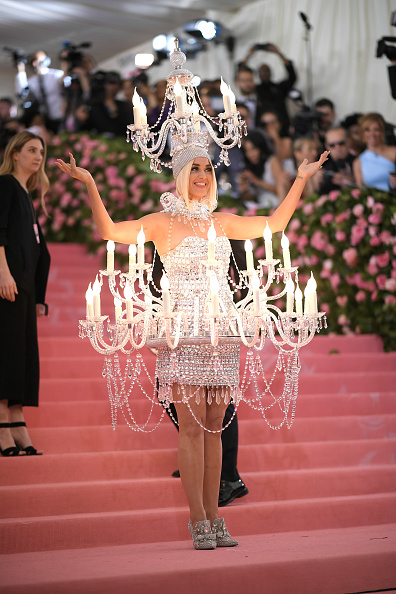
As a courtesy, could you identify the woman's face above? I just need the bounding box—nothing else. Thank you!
[188,157,212,201]
[295,139,317,163]
[13,138,44,175]
[243,140,261,165]
[362,121,383,148]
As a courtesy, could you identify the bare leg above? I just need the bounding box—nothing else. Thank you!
[0,399,15,451]
[203,394,228,524]
[174,386,207,526]
[9,405,34,449]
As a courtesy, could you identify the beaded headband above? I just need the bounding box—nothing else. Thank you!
[171,129,211,179]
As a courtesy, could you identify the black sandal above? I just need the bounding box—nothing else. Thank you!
[0,422,20,456]
[9,421,43,455]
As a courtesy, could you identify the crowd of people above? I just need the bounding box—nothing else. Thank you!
[1,43,395,202]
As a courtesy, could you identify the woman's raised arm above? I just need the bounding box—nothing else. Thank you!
[216,150,329,239]
[56,153,164,245]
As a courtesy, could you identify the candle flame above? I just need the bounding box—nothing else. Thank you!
[140,99,147,116]
[174,78,182,96]
[85,283,93,302]
[92,276,101,295]
[228,85,236,104]
[107,240,115,252]
[137,226,145,245]
[160,272,170,291]
[244,239,253,252]
[207,223,216,242]
[281,231,289,249]
[295,283,303,300]
[220,76,229,95]
[132,88,141,107]
[263,221,272,240]
[309,271,317,290]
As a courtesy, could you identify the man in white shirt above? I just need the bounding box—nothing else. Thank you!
[15,51,65,133]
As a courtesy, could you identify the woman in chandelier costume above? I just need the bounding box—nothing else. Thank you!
[56,143,328,549]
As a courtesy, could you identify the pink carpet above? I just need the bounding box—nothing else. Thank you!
[1,243,395,593]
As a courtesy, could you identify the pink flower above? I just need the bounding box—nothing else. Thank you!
[370,237,381,247]
[343,247,358,266]
[367,261,378,275]
[323,259,333,271]
[352,204,364,217]
[302,202,314,215]
[140,199,154,213]
[335,210,351,223]
[336,295,348,307]
[355,290,366,302]
[351,189,361,199]
[385,295,396,305]
[321,302,330,314]
[328,190,340,201]
[377,252,390,268]
[376,275,387,290]
[351,225,365,246]
[51,136,61,146]
[288,219,301,231]
[385,278,396,292]
[368,212,382,225]
[125,165,136,177]
[335,230,346,242]
[338,314,350,326]
[380,231,392,245]
[311,230,328,251]
[320,213,334,225]
[367,196,375,208]
[356,217,368,229]
[330,273,341,291]
[296,234,309,251]
[371,290,378,302]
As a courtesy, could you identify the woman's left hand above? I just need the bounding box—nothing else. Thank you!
[298,151,330,180]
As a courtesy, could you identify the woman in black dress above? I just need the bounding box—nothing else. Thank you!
[0,131,50,456]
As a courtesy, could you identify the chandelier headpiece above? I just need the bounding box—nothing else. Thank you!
[126,38,246,174]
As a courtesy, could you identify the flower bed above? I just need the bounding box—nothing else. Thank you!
[39,134,396,351]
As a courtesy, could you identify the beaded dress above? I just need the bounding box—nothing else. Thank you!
[155,193,241,405]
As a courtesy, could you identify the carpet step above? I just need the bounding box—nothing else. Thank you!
[1,493,395,554]
[1,440,395,486]
[24,393,396,427]
[12,415,396,453]
[38,371,396,401]
[1,524,395,594]
[1,466,395,519]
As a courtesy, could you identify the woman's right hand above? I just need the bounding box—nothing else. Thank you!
[0,269,18,302]
[55,153,93,185]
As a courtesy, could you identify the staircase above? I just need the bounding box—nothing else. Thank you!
[1,243,395,594]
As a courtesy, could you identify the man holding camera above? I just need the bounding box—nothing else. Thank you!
[15,51,65,134]
[239,43,297,134]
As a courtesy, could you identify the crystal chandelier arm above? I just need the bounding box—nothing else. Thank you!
[200,118,239,150]
[234,311,261,348]
[132,119,177,159]
[127,311,151,350]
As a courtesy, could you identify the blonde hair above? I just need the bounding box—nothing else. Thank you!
[175,158,217,212]
[0,131,49,214]
[358,112,385,142]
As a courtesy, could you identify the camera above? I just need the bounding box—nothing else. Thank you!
[376,10,396,60]
[255,43,271,51]
[59,41,91,70]
[3,46,31,66]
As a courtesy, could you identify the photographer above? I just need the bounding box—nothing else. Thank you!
[318,127,356,194]
[60,44,95,132]
[15,50,65,134]
[239,43,297,134]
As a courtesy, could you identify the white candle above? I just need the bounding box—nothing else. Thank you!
[309,272,318,314]
[128,244,136,273]
[191,101,200,132]
[263,222,273,262]
[92,276,101,317]
[106,240,115,274]
[160,272,170,316]
[210,274,219,316]
[174,79,184,118]
[85,283,94,318]
[124,284,133,321]
[140,99,147,126]
[244,239,254,275]
[281,231,291,270]
[286,278,294,315]
[207,223,216,264]
[114,296,122,321]
[228,86,236,114]
[304,280,312,315]
[295,283,303,316]
[251,272,261,314]
[132,89,141,129]
[260,290,268,316]
[220,77,231,117]
[137,226,145,266]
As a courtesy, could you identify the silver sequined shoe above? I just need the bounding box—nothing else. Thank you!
[212,517,239,547]
[188,519,217,550]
